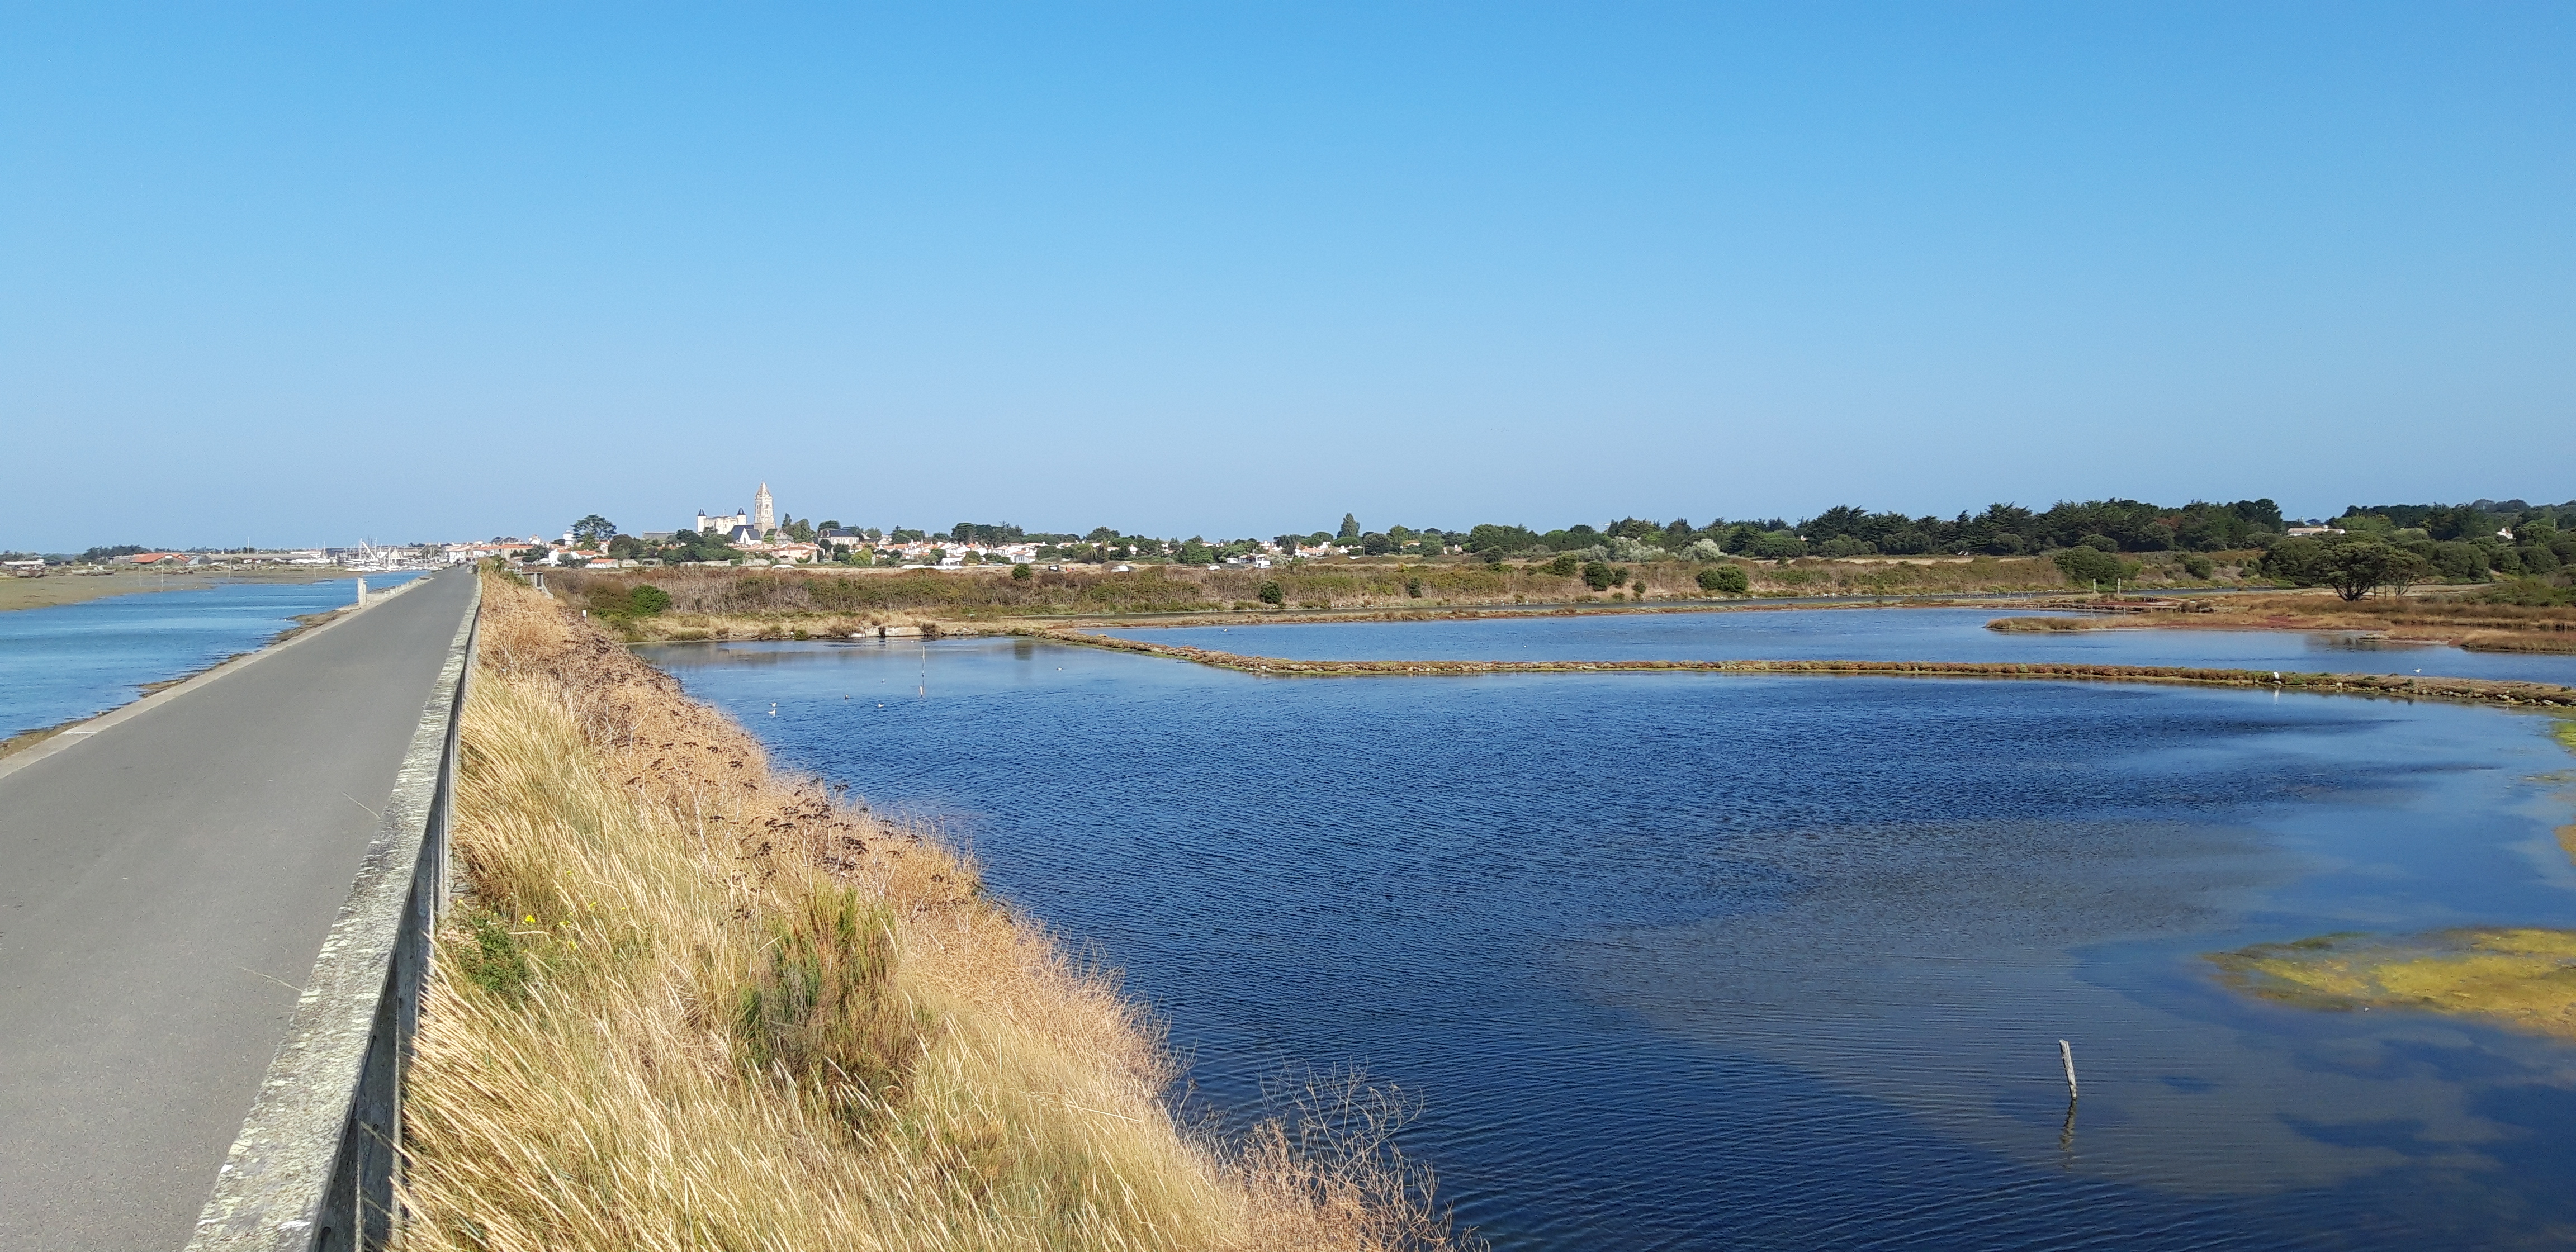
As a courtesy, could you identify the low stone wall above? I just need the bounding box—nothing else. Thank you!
[186,578,481,1251]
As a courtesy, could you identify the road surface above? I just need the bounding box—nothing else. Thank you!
[0,567,478,1251]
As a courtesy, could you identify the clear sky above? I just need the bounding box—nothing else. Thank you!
[3,3,2569,551]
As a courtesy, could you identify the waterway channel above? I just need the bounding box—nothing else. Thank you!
[643,609,2576,1250]
[0,573,421,741]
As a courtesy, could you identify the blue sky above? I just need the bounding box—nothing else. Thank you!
[3,3,2569,549]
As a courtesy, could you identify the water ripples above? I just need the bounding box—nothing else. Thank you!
[646,623,2576,1250]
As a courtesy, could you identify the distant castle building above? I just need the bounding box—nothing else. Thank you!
[694,482,776,543]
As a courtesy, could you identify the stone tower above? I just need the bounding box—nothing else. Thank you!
[754,482,774,535]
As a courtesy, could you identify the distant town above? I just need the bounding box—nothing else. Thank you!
[401,482,1403,573]
[10,487,2574,587]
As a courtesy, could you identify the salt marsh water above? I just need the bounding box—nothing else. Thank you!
[0,574,419,740]
[643,609,2576,1250]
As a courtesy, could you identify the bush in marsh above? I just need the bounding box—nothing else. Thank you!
[1697,566,1749,594]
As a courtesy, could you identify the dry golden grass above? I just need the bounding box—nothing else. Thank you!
[556,553,2133,640]
[400,572,1465,1252]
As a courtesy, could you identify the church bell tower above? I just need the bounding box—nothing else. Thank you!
[754,482,774,536]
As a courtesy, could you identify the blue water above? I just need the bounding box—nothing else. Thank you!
[0,574,420,739]
[1121,607,2576,685]
[643,614,2576,1250]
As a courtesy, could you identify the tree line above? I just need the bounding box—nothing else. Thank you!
[549,495,2575,599]
[1450,499,2288,562]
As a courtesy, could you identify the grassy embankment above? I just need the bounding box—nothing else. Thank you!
[553,552,2251,643]
[402,572,1462,1251]
[2209,718,2576,1041]
[1988,586,2576,653]
[0,565,343,612]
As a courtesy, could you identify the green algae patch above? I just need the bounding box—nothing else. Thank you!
[2212,929,2576,1041]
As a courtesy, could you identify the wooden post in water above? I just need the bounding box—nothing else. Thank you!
[2058,1039,2079,1101]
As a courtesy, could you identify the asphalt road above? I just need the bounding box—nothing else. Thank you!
[0,567,477,1251]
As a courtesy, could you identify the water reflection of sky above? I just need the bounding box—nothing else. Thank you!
[0,573,420,738]
[1122,606,2576,685]
[646,632,2576,1250]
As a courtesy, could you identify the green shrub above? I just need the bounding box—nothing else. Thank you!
[1545,553,1580,577]
[2052,546,2137,587]
[2180,554,2214,579]
[628,584,672,615]
[1258,581,1284,606]
[1581,562,1618,591]
[1697,565,1750,594]
[2477,578,2576,608]
[1011,563,1033,581]
[458,911,533,1000]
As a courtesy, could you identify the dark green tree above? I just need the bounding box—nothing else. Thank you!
[1749,531,1806,561]
[2052,545,2135,588]
[2319,541,2398,600]
[570,514,618,546]
[1338,514,1361,542]
[1464,523,1540,554]
[1581,562,1621,591]
[2429,541,2488,581]
[2381,550,2432,596]
[1011,562,1033,581]
[1258,581,1285,606]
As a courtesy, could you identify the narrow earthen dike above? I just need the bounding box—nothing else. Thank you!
[1035,629,2576,709]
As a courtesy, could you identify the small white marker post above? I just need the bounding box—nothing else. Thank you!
[354,576,367,608]
[2058,1039,2079,1102]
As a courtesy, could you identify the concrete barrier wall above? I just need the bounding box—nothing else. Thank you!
[185,576,481,1252]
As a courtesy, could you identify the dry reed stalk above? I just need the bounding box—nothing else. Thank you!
[400,571,1466,1251]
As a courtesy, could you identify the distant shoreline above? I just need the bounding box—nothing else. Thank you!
[0,566,352,613]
